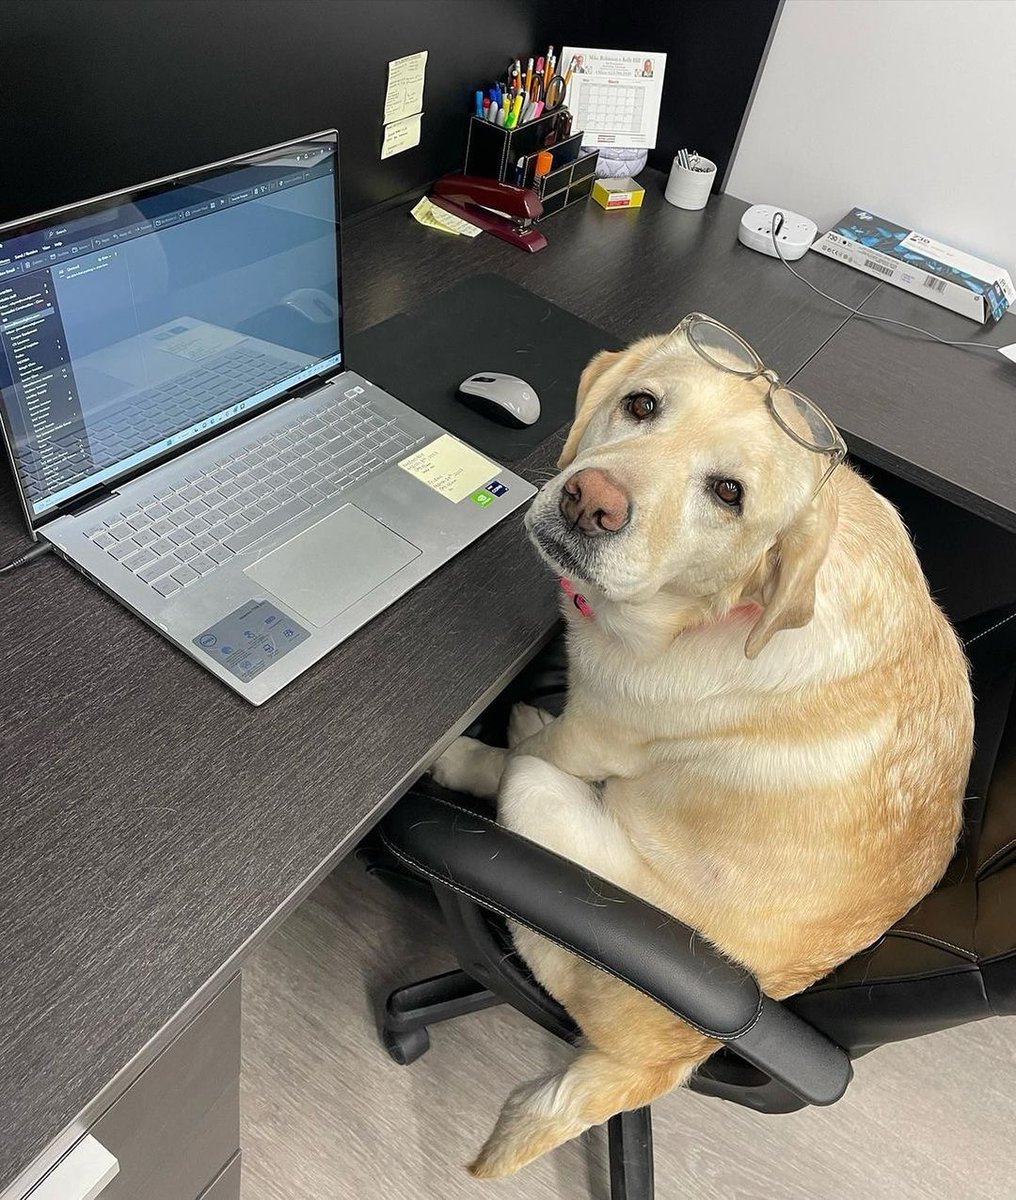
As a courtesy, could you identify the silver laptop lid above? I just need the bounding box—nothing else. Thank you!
[0,130,342,534]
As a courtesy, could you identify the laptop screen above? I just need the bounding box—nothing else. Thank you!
[0,132,342,528]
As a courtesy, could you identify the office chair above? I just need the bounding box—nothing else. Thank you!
[359,601,1016,1200]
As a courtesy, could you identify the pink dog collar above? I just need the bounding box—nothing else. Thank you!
[560,577,593,618]
[560,578,760,628]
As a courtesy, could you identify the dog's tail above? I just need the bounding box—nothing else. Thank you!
[469,1034,718,1178]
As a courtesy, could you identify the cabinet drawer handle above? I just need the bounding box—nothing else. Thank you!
[30,1135,119,1200]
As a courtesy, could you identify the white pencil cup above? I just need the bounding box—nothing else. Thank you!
[664,155,717,210]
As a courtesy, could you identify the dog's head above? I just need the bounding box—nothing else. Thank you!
[525,328,839,657]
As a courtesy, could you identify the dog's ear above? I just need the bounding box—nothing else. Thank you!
[558,350,621,468]
[744,485,838,659]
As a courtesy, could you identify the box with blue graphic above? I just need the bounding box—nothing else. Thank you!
[812,208,1014,324]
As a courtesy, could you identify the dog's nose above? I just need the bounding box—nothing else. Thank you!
[559,468,631,535]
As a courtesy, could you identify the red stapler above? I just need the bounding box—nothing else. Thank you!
[430,174,547,253]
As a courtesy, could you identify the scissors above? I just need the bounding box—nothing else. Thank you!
[528,73,566,110]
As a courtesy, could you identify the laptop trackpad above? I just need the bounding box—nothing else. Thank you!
[245,504,421,628]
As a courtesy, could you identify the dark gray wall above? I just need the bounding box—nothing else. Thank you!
[601,0,781,184]
[0,0,775,222]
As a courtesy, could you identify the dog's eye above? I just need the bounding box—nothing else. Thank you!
[624,392,657,421]
[711,478,743,507]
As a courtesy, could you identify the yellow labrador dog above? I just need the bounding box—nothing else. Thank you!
[433,315,973,1178]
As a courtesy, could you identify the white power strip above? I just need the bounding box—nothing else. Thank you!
[738,204,817,261]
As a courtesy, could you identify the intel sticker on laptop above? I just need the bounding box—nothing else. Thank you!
[194,599,309,682]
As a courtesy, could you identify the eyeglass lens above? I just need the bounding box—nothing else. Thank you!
[686,318,762,376]
[769,386,842,454]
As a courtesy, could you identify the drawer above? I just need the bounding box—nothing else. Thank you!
[197,1152,240,1200]
[25,1136,118,1200]
[86,976,240,1200]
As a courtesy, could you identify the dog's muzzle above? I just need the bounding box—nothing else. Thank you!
[558,468,631,536]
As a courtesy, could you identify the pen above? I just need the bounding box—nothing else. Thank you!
[487,102,499,124]
[496,105,506,127]
[521,98,537,123]
[514,155,526,186]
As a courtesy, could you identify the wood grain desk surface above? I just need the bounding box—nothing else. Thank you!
[0,174,907,1195]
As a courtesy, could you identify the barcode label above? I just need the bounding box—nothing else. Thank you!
[863,258,895,278]
[923,276,947,294]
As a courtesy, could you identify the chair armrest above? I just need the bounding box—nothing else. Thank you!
[380,791,852,1106]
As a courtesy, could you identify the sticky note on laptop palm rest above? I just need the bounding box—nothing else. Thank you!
[347,274,621,462]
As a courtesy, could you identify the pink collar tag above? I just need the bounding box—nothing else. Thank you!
[560,577,593,618]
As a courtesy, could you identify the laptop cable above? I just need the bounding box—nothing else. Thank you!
[0,541,53,574]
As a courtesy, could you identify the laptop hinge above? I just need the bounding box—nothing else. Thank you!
[288,368,345,403]
[71,486,119,517]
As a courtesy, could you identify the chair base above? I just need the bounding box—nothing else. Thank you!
[382,968,502,1065]
[381,968,656,1200]
[608,1107,654,1200]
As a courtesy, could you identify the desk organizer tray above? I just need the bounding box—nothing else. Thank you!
[465,111,565,184]
[464,111,599,220]
[536,148,598,216]
[348,274,621,463]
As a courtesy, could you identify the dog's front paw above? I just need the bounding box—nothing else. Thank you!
[430,736,479,790]
[430,736,506,798]
[508,702,555,749]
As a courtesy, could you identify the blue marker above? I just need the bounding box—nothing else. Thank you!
[475,90,484,117]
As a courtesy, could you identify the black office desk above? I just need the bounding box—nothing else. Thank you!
[793,283,1016,534]
[0,173,990,1196]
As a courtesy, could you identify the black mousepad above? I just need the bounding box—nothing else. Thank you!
[347,274,622,462]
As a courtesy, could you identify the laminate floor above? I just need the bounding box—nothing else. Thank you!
[241,856,1015,1200]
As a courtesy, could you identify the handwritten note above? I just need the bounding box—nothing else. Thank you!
[410,196,482,237]
[384,50,428,124]
[398,434,496,502]
[381,114,422,160]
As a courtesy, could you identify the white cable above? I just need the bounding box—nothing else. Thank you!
[770,212,1005,355]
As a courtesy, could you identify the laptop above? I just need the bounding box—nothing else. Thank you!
[0,131,536,704]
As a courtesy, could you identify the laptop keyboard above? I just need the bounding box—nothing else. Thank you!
[21,346,297,503]
[83,391,423,598]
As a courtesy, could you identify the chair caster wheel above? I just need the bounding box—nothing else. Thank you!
[383,1025,431,1065]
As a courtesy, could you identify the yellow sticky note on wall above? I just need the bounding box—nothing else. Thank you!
[398,434,496,502]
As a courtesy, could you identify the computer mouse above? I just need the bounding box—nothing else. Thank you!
[457,372,541,428]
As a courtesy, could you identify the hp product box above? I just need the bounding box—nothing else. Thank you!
[812,208,1014,324]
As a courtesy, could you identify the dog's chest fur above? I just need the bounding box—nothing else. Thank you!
[555,594,911,974]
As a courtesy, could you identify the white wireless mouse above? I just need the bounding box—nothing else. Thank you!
[457,372,541,428]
